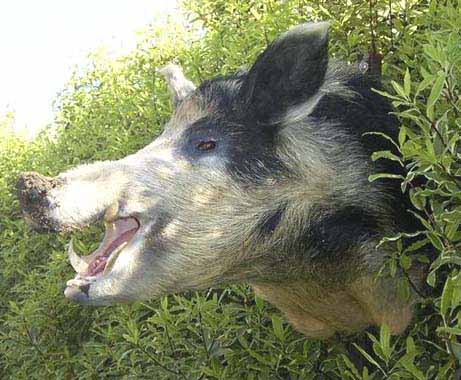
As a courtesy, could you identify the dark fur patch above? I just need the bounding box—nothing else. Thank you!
[309,74,420,235]
[310,74,397,156]
[257,205,286,236]
[146,209,174,252]
[177,114,282,178]
[177,75,287,180]
[301,206,381,259]
[177,24,330,180]
[198,74,245,117]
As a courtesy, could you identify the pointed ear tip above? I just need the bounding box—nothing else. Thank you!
[157,63,182,77]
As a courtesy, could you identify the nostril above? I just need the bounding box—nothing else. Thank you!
[28,188,42,202]
[16,171,58,208]
[16,171,62,233]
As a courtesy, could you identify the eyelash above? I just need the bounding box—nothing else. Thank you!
[197,140,217,152]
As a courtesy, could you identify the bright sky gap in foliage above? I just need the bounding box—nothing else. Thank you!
[0,0,179,137]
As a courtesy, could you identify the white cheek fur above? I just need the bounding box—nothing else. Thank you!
[49,180,115,225]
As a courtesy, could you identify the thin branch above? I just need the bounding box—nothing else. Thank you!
[444,84,460,118]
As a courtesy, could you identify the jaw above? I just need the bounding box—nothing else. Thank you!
[64,217,142,304]
[62,207,183,305]
[21,167,248,304]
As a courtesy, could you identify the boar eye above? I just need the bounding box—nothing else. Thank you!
[197,140,216,152]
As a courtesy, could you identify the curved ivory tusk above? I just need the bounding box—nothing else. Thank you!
[102,242,127,276]
[68,239,89,273]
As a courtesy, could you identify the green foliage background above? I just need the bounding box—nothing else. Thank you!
[1,0,461,378]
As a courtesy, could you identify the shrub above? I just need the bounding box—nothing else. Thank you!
[1,1,460,379]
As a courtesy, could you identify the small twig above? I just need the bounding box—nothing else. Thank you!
[444,85,460,118]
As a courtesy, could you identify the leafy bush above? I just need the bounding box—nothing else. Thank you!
[1,1,460,378]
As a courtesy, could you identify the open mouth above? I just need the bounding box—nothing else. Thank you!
[66,217,139,290]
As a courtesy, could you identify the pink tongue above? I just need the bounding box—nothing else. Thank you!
[88,256,107,275]
[85,218,139,276]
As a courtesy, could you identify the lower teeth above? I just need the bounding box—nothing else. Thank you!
[67,241,129,285]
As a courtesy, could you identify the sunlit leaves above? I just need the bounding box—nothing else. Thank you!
[366,3,461,377]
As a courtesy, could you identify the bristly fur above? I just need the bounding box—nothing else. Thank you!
[17,22,422,339]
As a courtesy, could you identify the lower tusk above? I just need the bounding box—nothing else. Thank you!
[68,239,90,273]
[103,242,127,276]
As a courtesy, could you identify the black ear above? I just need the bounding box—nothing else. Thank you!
[239,22,329,123]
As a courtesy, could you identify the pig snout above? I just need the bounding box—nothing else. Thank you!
[16,172,60,232]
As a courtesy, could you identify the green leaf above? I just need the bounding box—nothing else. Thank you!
[451,273,461,308]
[404,68,411,97]
[427,270,436,287]
[427,231,445,251]
[441,210,461,223]
[426,74,446,120]
[254,295,265,311]
[398,126,407,147]
[353,343,386,375]
[372,87,402,101]
[363,131,401,151]
[368,173,405,182]
[371,150,403,166]
[246,347,270,365]
[437,326,461,336]
[318,4,333,18]
[427,104,435,121]
[449,341,461,361]
[271,315,285,342]
[423,44,440,62]
[340,354,361,379]
[161,295,169,311]
[392,80,408,100]
[397,337,425,380]
[400,254,412,270]
[379,324,391,363]
[440,277,454,317]
[399,354,425,379]
[415,74,435,97]
[409,188,427,211]
[397,277,411,300]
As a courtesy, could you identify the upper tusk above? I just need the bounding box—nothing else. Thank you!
[67,239,89,273]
